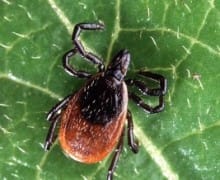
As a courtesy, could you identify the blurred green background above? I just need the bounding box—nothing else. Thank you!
[0,0,220,179]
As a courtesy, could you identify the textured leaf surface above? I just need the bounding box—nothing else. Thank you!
[0,0,220,179]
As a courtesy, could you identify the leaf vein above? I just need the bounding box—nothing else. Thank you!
[47,0,73,34]
[161,120,220,152]
[134,122,179,180]
[106,0,121,63]
[0,73,61,100]
[122,27,220,57]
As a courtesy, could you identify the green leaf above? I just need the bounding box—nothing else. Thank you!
[1,0,220,179]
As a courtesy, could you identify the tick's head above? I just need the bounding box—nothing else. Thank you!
[105,49,130,82]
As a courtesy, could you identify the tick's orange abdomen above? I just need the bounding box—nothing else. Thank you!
[59,82,128,163]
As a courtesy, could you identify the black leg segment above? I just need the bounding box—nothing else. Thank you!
[138,71,167,95]
[127,110,139,153]
[63,48,92,78]
[126,70,167,114]
[44,94,72,150]
[44,115,60,151]
[126,71,167,96]
[46,94,72,122]
[107,128,124,180]
[72,22,105,72]
[129,92,164,113]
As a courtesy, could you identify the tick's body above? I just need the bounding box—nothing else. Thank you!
[60,73,128,163]
[44,22,167,180]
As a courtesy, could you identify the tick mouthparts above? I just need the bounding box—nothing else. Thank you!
[121,49,129,57]
[120,50,130,72]
[106,50,130,82]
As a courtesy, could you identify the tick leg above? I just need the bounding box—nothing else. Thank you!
[44,95,72,150]
[46,94,72,122]
[126,70,167,113]
[44,115,60,151]
[72,22,105,72]
[63,48,92,78]
[107,129,124,180]
[127,110,139,153]
[126,71,167,96]
[129,92,164,113]
[138,71,167,95]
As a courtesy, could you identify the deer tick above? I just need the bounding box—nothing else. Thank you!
[44,22,167,180]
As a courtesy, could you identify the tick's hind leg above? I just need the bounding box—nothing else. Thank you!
[44,115,60,150]
[72,22,105,72]
[126,70,167,113]
[107,128,124,180]
[127,110,139,153]
[44,95,72,150]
